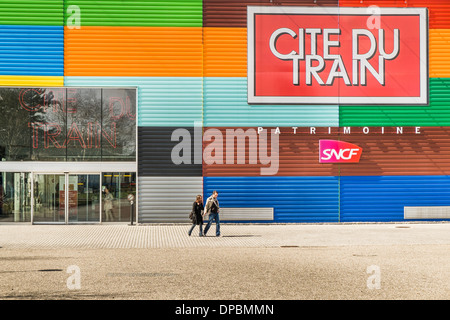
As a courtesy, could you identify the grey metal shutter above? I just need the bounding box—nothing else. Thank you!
[138,176,203,223]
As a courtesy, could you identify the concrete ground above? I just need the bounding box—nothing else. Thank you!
[0,222,449,300]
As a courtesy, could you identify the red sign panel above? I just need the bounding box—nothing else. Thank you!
[247,6,428,105]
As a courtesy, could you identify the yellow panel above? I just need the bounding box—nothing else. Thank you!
[0,75,64,87]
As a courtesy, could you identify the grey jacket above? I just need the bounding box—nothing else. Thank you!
[205,195,219,215]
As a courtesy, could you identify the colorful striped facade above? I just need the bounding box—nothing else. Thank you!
[1,0,450,223]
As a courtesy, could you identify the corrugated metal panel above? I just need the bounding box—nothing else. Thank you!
[203,27,246,77]
[339,78,450,127]
[65,0,202,27]
[138,127,202,177]
[203,126,450,177]
[138,176,203,223]
[203,0,339,27]
[405,206,450,219]
[220,207,274,221]
[64,76,203,127]
[430,29,450,78]
[0,75,63,86]
[204,176,339,223]
[0,25,63,76]
[202,127,340,177]
[339,127,450,176]
[340,175,450,222]
[203,77,339,127]
[64,26,203,77]
[0,0,63,26]
[202,7,450,79]
[340,0,450,29]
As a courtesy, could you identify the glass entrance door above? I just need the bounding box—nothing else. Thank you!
[33,173,100,224]
[33,174,65,224]
[68,174,101,223]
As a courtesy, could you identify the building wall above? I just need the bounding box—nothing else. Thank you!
[62,1,204,223]
[0,0,449,223]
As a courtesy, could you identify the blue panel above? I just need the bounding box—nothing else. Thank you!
[340,175,450,222]
[203,77,339,127]
[0,25,63,76]
[64,76,203,127]
[204,176,339,223]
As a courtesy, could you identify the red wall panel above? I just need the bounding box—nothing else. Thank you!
[340,0,450,29]
[203,127,450,177]
[202,127,340,176]
[203,0,339,27]
[339,126,450,176]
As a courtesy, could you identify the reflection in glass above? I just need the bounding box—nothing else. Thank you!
[0,172,31,222]
[102,89,136,161]
[102,172,136,222]
[33,174,65,223]
[0,88,32,161]
[68,174,100,222]
[29,88,67,161]
[66,89,102,161]
[0,87,136,162]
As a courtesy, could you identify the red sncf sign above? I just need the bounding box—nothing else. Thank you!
[247,6,428,105]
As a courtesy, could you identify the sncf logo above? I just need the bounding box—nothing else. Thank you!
[319,140,362,163]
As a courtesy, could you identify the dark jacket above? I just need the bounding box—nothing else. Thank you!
[191,201,204,225]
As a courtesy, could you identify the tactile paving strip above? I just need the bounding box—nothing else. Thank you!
[0,224,282,249]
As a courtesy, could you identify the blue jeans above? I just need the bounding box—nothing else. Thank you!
[188,223,203,236]
[204,212,220,236]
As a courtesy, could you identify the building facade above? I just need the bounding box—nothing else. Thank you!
[0,0,449,224]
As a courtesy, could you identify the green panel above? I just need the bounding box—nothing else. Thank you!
[340,78,450,127]
[64,0,202,27]
[0,0,63,26]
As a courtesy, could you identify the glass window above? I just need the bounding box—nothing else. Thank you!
[0,172,31,222]
[66,88,102,161]
[0,88,32,161]
[101,89,136,161]
[29,88,67,161]
[102,172,136,222]
[0,87,136,162]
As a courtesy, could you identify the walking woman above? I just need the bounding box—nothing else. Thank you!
[188,195,204,237]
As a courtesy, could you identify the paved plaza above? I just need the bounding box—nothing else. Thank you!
[0,222,449,300]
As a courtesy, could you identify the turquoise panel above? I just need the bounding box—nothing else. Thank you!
[64,76,203,127]
[203,77,339,127]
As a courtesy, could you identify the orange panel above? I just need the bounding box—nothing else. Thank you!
[64,26,203,77]
[203,21,450,79]
[429,29,450,77]
[340,0,450,29]
[203,27,247,77]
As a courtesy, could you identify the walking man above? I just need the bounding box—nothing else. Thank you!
[203,190,220,237]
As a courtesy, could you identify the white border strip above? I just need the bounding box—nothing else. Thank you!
[0,162,137,173]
